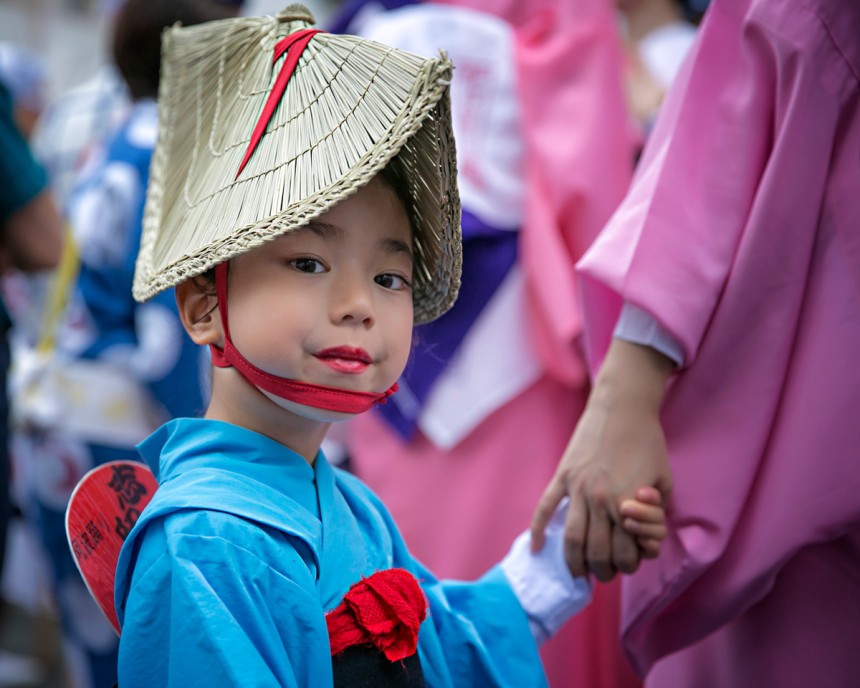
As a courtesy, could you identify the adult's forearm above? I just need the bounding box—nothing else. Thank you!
[591,338,674,413]
[1,190,63,272]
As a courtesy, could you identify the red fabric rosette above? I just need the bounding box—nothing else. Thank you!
[326,568,427,661]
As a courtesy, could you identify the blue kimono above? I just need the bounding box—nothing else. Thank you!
[115,419,547,687]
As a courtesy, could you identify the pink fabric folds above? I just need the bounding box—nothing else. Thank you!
[437,0,635,386]
[577,0,860,680]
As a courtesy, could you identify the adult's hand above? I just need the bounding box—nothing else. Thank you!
[530,339,674,581]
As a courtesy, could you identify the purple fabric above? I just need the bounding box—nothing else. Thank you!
[378,210,517,440]
[327,0,419,34]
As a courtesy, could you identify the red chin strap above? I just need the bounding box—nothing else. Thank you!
[209,262,398,415]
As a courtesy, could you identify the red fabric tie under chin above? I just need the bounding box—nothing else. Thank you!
[209,262,398,414]
[326,568,427,662]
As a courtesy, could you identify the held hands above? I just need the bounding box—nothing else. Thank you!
[619,486,666,562]
[530,340,675,581]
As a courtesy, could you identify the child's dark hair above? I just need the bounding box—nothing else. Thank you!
[674,0,710,24]
[112,0,234,101]
[378,159,416,236]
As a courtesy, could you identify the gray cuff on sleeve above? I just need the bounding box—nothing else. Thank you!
[613,301,684,366]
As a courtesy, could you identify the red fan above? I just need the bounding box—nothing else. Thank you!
[65,460,158,635]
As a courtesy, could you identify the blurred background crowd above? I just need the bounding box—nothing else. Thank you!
[0,0,707,686]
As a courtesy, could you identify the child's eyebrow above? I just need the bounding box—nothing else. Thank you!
[303,221,341,239]
[379,238,413,262]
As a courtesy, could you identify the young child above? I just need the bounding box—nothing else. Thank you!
[114,6,666,686]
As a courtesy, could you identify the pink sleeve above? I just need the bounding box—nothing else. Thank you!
[576,0,860,672]
[576,0,778,372]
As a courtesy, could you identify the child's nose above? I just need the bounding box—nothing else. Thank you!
[330,273,374,326]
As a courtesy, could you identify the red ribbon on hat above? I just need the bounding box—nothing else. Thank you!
[326,569,428,662]
[235,28,324,179]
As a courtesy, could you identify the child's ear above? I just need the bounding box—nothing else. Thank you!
[175,276,223,347]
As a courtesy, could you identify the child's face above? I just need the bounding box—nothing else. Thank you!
[225,175,415,404]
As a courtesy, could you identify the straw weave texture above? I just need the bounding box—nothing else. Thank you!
[133,6,461,323]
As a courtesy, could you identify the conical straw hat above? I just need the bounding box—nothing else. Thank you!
[133,4,461,323]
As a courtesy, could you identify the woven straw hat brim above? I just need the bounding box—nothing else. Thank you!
[133,10,462,324]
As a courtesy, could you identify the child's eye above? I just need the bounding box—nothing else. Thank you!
[290,258,326,274]
[375,273,411,291]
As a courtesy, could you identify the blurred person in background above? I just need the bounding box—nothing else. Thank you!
[616,0,707,137]
[0,38,57,353]
[330,1,642,685]
[16,2,235,686]
[29,58,129,213]
[0,77,63,685]
[18,0,246,354]
[31,0,245,207]
[0,43,47,140]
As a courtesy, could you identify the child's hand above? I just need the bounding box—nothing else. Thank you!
[619,487,667,560]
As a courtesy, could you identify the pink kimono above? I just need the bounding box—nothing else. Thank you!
[577,0,860,685]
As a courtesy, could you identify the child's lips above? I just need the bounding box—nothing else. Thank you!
[314,347,372,374]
